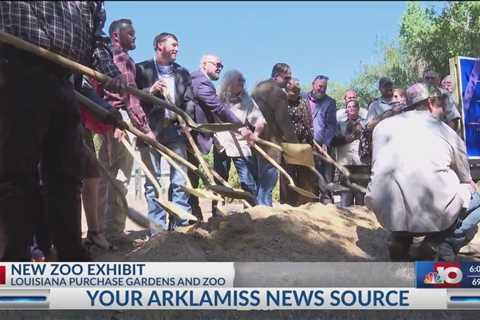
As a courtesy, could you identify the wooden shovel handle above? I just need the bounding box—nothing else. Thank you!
[0,31,197,128]
[253,144,294,185]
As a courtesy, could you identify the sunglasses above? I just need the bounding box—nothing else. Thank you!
[207,61,224,70]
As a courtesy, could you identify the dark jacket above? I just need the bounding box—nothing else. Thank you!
[190,70,241,154]
[252,79,298,162]
[304,92,337,147]
[135,59,195,135]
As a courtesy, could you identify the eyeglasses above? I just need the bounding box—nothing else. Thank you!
[207,61,224,70]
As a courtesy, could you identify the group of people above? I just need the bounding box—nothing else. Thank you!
[1,1,479,263]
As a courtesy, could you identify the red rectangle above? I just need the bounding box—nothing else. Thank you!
[0,266,5,285]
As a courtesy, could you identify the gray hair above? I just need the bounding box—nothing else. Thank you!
[219,69,246,102]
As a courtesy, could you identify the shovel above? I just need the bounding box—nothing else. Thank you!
[252,144,318,199]
[120,136,198,223]
[0,31,242,134]
[177,115,253,209]
[74,90,219,201]
[253,138,328,188]
[74,90,250,202]
[82,141,151,229]
[313,141,367,194]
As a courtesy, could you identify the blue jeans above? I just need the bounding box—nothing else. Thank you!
[140,126,191,234]
[213,149,257,214]
[255,154,278,206]
[446,191,480,252]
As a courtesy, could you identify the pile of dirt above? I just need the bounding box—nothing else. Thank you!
[128,203,391,262]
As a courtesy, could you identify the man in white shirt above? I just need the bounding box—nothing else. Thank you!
[366,83,480,261]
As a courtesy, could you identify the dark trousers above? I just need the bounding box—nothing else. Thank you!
[187,151,204,221]
[0,46,88,261]
[280,161,319,206]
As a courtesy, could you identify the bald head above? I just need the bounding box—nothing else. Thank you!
[200,54,223,81]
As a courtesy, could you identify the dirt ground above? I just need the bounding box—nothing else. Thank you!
[83,194,480,263]
[3,194,480,320]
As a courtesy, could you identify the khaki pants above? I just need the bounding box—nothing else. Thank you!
[95,120,133,240]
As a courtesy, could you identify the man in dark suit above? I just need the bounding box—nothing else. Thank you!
[189,54,253,219]
[135,32,195,233]
[251,63,299,206]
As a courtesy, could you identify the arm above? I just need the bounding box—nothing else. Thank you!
[117,55,152,133]
[196,80,242,124]
[323,99,338,147]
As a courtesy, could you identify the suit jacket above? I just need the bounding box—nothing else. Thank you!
[190,70,241,154]
[135,59,195,135]
[304,92,337,147]
[252,79,298,162]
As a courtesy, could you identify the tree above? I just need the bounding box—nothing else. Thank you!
[400,1,480,77]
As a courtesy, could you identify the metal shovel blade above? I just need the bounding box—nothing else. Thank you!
[206,185,256,205]
[181,185,223,201]
[194,122,244,133]
[288,185,319,200]
[281,143,315,167]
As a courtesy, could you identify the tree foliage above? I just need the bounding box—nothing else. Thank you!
[400,1,480,77]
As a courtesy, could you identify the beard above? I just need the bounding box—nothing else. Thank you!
[311,91,325,101]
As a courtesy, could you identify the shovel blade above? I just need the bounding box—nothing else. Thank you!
[181,186,223,201]
[193,122,244,133]
[289,185,318,200]
[281,143,315,167]
[206,185,256,204]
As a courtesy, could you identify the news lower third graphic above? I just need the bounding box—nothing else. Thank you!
[0,262,480,310]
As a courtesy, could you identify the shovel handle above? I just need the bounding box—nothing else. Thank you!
[0,31,201,130]
[120,137,196,222]
[253,144,294,185]
[313,141,351,177]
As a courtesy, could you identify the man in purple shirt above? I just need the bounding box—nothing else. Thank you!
[305,75,337,203]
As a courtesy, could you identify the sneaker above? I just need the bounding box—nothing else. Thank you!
[30,247,46,262]
[87,232,112,250]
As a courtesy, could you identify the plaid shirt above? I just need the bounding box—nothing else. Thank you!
[0,1,119,76]
[103,44,151,133]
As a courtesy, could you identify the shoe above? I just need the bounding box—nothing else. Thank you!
[30,246,46,262]
[87,232,112,250]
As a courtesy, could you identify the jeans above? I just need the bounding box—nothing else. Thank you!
[445,191,480,252]
[388,192,480,261]
[339,191,365,207]
[212,149,257,215]
[255,154,278,206]
[140,126,191,234]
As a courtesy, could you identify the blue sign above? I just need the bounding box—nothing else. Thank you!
[458,57,480,158]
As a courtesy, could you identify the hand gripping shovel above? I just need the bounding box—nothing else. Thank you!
[177,116,254,210]
[74,91,252,203]
[253,138,328,192]
[75,91,222,201]
[252,144,318,199]
[313,141,367,194]
[120,136,198,224]
[0,31,242,134]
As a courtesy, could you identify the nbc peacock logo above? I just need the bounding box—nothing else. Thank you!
[423,262,463,288]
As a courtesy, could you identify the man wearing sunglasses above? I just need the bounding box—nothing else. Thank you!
[189,55,252,220]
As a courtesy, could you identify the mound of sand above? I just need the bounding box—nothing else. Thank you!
[128,203,391,262]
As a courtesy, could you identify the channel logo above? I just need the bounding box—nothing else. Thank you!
[0,265,5,285]
[422,262,463,288]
